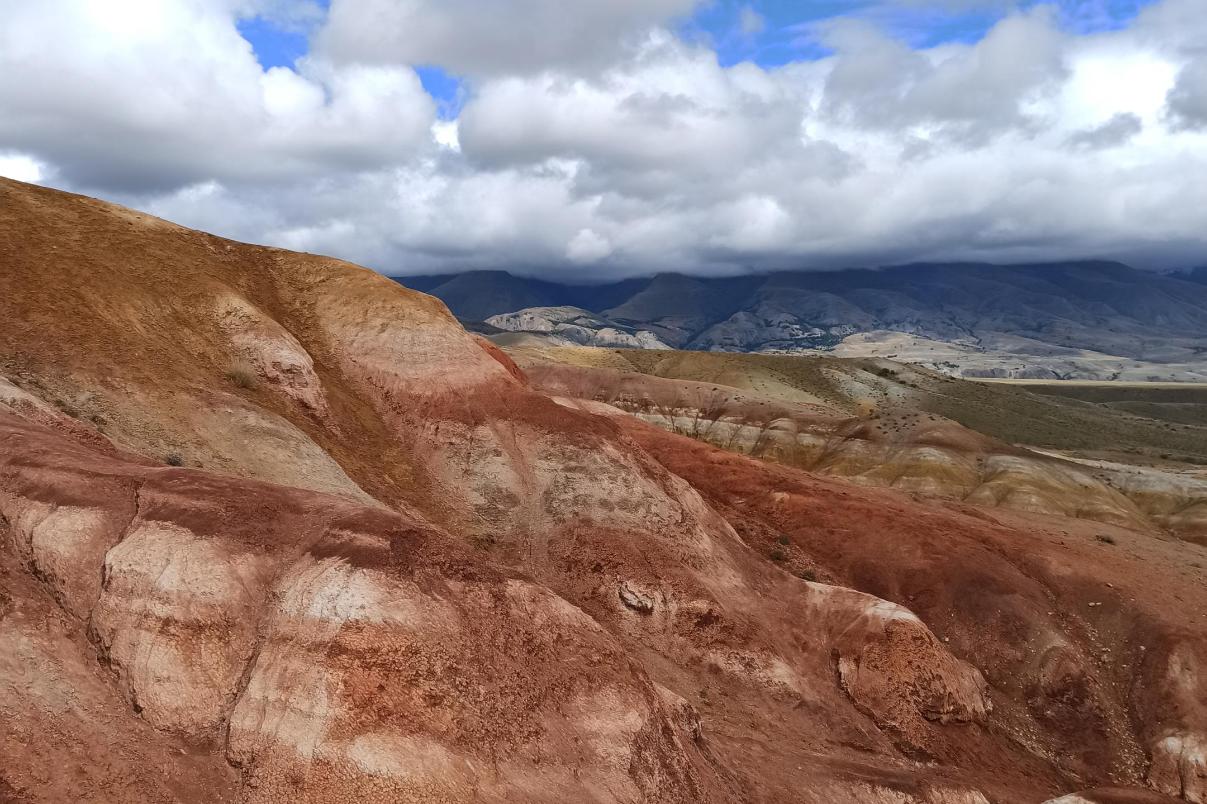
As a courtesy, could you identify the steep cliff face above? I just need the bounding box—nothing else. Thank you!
[1,177,1204,803]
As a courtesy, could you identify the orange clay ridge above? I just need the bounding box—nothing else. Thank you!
[0,176,1204,804]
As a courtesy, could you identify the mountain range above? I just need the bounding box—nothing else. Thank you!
[399,263,1207,381]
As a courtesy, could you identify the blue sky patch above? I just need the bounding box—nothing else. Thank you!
[682,0,1162,68]
[415,66,466,119]
[237,16,312,70]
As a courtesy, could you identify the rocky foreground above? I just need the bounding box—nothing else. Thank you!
[1,177,1205,803]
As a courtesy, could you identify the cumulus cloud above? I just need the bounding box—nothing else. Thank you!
[819,9,1068,144]
[0,0,435,192]
[2,0,1207,278]
[457,35,809,183]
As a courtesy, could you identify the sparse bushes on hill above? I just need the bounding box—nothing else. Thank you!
[53,399,81,418]
[856,399,878,419]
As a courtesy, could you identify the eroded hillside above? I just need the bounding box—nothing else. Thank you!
[1,178,1205,804]
[507,346,1207,545]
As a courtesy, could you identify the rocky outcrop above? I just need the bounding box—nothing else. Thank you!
[832,598,991,731]
[1150,733,1207,803]
[487,306,672,350]
[214,292,329,414]
[0,413,715,802]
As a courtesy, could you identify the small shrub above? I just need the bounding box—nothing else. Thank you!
[776,535,791,546]
[225,363,259,390]
[769,548,786,562]
[164,453,184,467]
[797,569,818,582]
[1095,533,1116,546]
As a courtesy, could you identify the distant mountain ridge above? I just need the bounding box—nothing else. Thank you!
[395,263,1207,381]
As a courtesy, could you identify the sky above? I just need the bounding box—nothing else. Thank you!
[2,0,1205,279]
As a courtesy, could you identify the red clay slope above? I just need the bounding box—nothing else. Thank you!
[0,177,1203,803]
[614,411,1207,802]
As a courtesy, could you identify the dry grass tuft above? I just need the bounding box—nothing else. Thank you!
[225,362,259,390]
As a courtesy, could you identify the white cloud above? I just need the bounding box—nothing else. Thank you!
[819,9,1069,144]
[0,0,435,191]
[432,121,462,152]
[566,228,613,263]
[0,152,46,183]
[1,0,1207,279]
[457,34,807,184]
